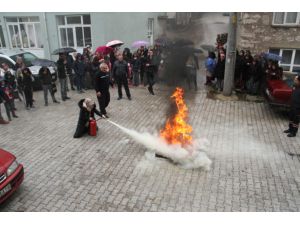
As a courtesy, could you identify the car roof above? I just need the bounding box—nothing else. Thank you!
[0,49,26,57]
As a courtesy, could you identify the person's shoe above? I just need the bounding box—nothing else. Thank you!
[80,90,85,93]
[117,97,122,100]
[0,119,9,124]
[13,114,18,118]
[71,87,75,91]
[65,97,71,100]
[284,129,291,133]
[54,100,60,104]
[8,117,12,121]
[62,98,66,101]
[45,103,48,106]
[128,96,132,100]
[102,114,109,119]
[287,133,296,137]
[31,105,35,108]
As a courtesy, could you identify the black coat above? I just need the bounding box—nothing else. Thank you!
[145,56,156,74]
[113,60,128,79]
[95,70,110,93]
[73,99,102,138]
[57,59,67,79]
[291,87,300,111]
[131,58,141,72]
[215,59,226,79]
[39,69,52,85]
[74,60,86,76]
[22,74,33,89]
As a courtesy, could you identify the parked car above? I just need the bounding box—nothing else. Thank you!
[0,148,24,204]
[0,49,56,90]
[265,72,297,107]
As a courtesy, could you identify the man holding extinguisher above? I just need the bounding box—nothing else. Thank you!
[73,98,103,138]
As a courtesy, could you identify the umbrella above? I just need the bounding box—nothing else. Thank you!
[52,47,77,55]
[31,59,56,67]
[95,46,113,55]
[106,40,124,48]
[263,52,282,61]
[132,40,149,48]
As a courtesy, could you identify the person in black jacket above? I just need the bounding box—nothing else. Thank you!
[113,53,131,100]
[57,53,70,101]
[214,53,226,91]
[66,54,75,91]
[284,75,300,137]
[21,68,34,109]
[73,98,102,138]
[39,66,60,106]
[0,85,9,124]
[74,53,86,93]
[95,63,110,118]
[145,49,156,95]
[131,53,141,86]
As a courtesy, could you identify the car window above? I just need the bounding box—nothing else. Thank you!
[10,52,39,67]
[0,56,15,69]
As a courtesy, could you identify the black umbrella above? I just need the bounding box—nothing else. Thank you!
[52,47,76,55]
[31,59,56,67]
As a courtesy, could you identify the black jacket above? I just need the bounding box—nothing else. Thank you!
[57,59,67,79]
[214,59,226,79]
[95,70,110,93]
[113,60,128,78]
[39,68,52,85]
[291,87,300,111]
[74,60,86,76]
[73,99,102,138]
[22,74,33,89]
[145,56,156,73]
[131,58,141,72]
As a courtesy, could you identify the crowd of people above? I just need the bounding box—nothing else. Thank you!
[0,45,162,130]
[205,47,284,95]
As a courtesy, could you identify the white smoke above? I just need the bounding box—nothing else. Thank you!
[106,120,212,171]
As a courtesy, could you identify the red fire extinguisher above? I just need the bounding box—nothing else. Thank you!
[89,119,97,136]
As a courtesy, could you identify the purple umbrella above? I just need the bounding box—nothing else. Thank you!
[132,40,149,48]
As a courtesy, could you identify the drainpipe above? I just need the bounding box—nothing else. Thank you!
[42,12,51,60]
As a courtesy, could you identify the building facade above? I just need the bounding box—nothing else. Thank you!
[237,12,300,73]
[0,12,163,60]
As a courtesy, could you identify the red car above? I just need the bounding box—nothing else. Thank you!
[0,148,24,204]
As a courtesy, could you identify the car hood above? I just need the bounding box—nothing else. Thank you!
[0,149,15,173]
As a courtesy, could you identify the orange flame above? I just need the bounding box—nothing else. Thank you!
[160,87,193,146]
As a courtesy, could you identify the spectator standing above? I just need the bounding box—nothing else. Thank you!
[131,53,141,86]
[145,49,156,95]
[57,53,70,101]
[74,53,86,93]
[21,68,34,109]
[204,51,216,86]
[214,53,226,91]
[113,53,131,100]
[66,53,75,91]
[284,75,300,137]
[39,66,60,106]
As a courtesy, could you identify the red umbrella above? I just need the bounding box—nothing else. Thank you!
[95,46,113,55]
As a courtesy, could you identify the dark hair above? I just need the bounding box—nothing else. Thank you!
[22,67,31,75]
[208,51,216,59]
[297,75,300,81]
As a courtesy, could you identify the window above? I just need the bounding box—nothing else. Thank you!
[5,16,43,49]
[10,52,39,67]
[272,12,300,25]
[269,48,300,72]
[0,25,6,48]
[57,15,92,48]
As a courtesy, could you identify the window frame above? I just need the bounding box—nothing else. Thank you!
[272,12,300,26]
[5,16,42,49]
[269,48,300,72]
[57,15,92,48]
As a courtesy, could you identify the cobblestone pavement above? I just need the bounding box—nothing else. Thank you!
[1,80,300,212]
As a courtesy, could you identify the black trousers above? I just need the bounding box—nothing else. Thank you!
[97,91,110,115]
[288,108,300,134]
[24,87,33,107]
[146,71,154,92]
[116,76,131,98]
